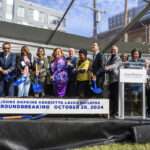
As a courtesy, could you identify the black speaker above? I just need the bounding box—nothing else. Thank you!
[133,125,150,143]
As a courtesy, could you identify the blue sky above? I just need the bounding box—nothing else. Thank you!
[26,0,140,37]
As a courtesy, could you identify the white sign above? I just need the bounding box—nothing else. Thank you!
[0,98,109,115]
[120,68,147,83]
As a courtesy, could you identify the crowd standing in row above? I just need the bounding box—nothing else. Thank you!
[0,41,149,116]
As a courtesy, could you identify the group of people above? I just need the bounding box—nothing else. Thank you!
[0,41,101,99]
[0,41,150,116]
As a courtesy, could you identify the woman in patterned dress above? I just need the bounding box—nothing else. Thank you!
[50,48,68,97]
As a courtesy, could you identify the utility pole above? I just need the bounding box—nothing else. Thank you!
[124,0,128,42]
[81,0,105,41]
[92,0,106,41]
[148,24,150,43]
[144,0,150,44]
[141,23,148,43]
[93,0,97,41]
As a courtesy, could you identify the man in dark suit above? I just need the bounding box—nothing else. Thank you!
[91,42,106,96]
[0,42,16,96]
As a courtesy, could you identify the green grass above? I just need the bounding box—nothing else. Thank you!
[75,144,150,150]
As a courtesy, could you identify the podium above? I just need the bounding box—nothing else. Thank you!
[118,68,147,119]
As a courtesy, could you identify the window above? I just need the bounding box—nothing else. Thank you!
[0,0,2,18]
[52,19,59,25]
[6,0,13,5]
[33,10,39,21]
[118,14,122,25]
[48,16,59,25]
[0,0,2,8]
[112,19,114,27]
[116,16,120,26]
[115,17,118,26]
[28,8,33,20]
[17,6,25,17]
[5,0,13,20]
[121,15,124,25]
[5,5,13,20]
[131,9,135,18]
[48,16,54,24]
[39,12,45,23]
[109,23,112,29]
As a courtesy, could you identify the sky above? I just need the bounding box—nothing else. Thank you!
[26,0,141,37]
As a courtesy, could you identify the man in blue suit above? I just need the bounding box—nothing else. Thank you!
[0,42,16,96]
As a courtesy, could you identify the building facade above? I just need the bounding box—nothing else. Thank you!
[98,19,150,49]
[108,0,150,31]
[108,5,144,31]
[0,0,65,30]
[104,0,150,45]
[138,0,146,6]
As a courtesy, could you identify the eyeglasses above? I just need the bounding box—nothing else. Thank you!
[3,47,10,50]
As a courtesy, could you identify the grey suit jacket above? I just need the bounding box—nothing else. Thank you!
[106,54,121,83]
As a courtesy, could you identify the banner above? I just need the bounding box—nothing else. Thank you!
[0,98,109,115]
[120,68,147,83]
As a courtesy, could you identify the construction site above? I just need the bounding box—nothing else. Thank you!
[0,0,149,150]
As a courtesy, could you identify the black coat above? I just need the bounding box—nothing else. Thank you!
[91,52,105,77]
[91,52,106,88]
